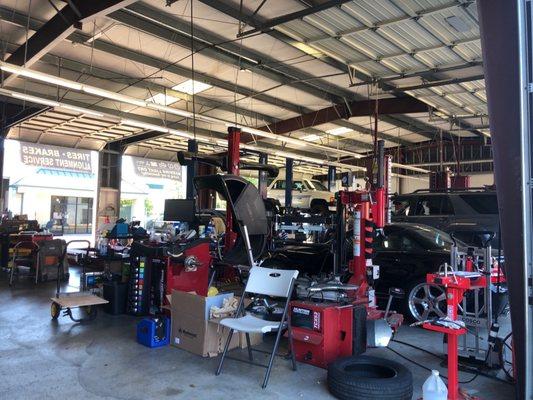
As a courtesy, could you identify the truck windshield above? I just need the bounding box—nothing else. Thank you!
[307,180,328,191]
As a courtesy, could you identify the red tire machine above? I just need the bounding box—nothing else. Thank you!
[290,140,402,368]
[423,272,479,400]
[424,261,507,400]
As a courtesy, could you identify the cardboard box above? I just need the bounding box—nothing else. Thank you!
[170,290,239,357]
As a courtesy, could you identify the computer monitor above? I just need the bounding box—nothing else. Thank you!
[163,199,196,222]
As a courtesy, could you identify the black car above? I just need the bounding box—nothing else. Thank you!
[262,223,505,321]
[372,223,455,321]
[391,189,501,249]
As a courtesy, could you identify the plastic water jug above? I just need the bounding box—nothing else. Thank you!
[422,370,447,400]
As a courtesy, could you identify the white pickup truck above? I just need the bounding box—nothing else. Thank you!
[267,177,335,213]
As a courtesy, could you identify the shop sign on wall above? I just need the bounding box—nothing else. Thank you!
[133,157,182,180]
[20,143,92,172]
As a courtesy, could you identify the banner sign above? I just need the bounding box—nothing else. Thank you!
[133,157,182,180]
[20,143,92,172]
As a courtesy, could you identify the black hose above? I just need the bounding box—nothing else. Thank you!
[388,338,514,385]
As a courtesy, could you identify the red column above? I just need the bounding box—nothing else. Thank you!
[224,127,241,252]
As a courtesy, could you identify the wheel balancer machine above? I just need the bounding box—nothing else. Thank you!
[168,127,277,296]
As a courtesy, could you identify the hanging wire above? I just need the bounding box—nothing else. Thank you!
[234,0,245,125]
[190,0,196,139]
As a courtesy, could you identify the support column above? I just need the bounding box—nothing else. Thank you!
[227,127,241,175]
[285,158,293,208]
[327,166,336,192]
[197,163,216,209]
[186,139,198,200]
[225,127,241,251]
[258,153,268,199]
[96,142,123,236]
[477,1,528,397]
[0,137,5,212]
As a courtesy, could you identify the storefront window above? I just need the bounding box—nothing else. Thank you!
[50,196,93,234]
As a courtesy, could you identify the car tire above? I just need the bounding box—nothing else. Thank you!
[310,201,328,215]
[404,278,447,322]
[327,355,413,400]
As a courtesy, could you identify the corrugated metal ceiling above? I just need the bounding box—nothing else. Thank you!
[0,0,488,163]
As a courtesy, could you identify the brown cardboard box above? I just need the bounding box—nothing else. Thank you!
[170,290,238,357]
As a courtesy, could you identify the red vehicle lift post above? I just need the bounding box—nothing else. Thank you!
[224,127,240,252]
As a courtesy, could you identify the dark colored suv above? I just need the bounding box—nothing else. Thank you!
[391,188,501,248]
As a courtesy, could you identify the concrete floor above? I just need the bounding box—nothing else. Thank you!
[0,272,515,400]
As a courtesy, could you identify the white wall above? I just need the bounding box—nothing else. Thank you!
[400,176,430,194]
[468,173,494,187]
[397,172,495,194]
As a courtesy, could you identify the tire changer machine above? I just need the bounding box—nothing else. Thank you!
[422,233,508,400]
[289,140,404,368]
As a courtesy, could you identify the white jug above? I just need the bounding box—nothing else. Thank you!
[422,370,448,400]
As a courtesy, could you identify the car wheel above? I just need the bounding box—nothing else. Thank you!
[405,280,447,322]
[311,202,328,215]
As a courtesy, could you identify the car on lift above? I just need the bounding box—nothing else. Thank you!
[391,188,501,249]
[267,176,335,214]
[261,222,507,322]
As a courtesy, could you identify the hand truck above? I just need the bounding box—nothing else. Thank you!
[50,240,108,322]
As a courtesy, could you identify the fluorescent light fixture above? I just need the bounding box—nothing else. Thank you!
[168,128,195,139]
[445,16,470,33]
[293,42,324,58]
[11,92,60,107]
[173,79,212,95]
[121,119,169,133]
[60,104,104,117]
[300,134,320,141]
[0,63,83,90]
[234,124,360,158]
[147,102,190,118]
[327,127,353,136]
[83,86,147,107]
[86,31,103,44]
[146,93,180,106]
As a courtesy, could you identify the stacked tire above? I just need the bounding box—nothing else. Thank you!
[327,356,413,400]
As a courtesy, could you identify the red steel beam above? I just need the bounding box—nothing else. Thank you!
[260,97,430,135]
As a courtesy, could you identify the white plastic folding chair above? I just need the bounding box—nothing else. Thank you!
[215,266,299,388]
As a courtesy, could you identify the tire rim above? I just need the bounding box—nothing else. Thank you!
[408,283,447,321]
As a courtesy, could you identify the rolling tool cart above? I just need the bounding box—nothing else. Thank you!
[8,240,40,286]
[50,240,108,322]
